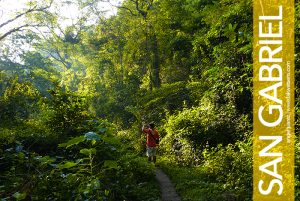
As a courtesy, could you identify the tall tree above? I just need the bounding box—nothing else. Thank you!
[114,0,161,90]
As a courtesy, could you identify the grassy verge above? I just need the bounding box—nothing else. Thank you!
[157,155,251,201]
[118,155,161,201]
[129,173,161,201]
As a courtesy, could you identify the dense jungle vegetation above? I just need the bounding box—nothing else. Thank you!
[0,0,299,200]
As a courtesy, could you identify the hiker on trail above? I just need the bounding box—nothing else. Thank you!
[142,123,160,163]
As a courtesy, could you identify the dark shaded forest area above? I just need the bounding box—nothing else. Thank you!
[0,0,299,200]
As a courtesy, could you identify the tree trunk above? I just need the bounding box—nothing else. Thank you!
[151,33,160,88]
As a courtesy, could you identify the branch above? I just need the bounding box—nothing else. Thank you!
[31,30,68,70]
[53,24,66,39]
[0,0,54,40]
[36,44,70,70]
[0,23,45,41]
[48,48,70,69]
[129,0,147,18]
[116,5,138,16]
[146,0,154,11]
[0,24,30,41]
[107,1,137,16]
[54,48,71,69]
[0,5,37,29]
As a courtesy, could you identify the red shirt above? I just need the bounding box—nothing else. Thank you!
[143,128,159,147]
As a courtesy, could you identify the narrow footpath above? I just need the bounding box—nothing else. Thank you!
[155,168,181,201]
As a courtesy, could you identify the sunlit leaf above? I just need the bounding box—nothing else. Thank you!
[13,192,26,201]
[35,155,56,164]
[103,160,118,169]
[80,148,96,156]
[58,136,85,148]
[58,161,78,169]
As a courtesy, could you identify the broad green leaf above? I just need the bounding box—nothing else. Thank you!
[80,148,96,156]
[58,136,85,148]
[58,161,78,169]
[13,192,26,201]
[35,156,56,164]
[102,135,120,145]
[84,132,101,141]
[103,160,118,169]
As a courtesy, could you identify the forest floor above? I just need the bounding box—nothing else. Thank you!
[155,167,181,201]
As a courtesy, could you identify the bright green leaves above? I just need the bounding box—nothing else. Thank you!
[25,0,38,7]
[59,136,85,148]
[223,23,238,42]
[56,130,108,177]
[57,132,102,174]
[104,189,110,196]
[103,160,119,170]
[43,86,90,136]
[34,155,56,165]
[59,132,102,148]
[58,161,79,169]
[13,192,27,201]
[43,126,123,199]
[0,78,40,123]
[80,148,97,156]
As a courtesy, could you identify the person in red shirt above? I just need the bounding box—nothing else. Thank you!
[142,122,160,163]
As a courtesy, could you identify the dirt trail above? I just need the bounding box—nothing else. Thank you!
[155,168,181,201]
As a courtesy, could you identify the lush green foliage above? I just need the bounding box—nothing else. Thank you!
[1,0,300,200]
[158,144,252,201]
[0,120,160,200]
[160,102,251,166]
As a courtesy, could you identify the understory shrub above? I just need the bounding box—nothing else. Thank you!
[41,86,91,137]
[201,140,252,200]
[158,139,252,201]
[0,120,160,201]
[160,101,251,166]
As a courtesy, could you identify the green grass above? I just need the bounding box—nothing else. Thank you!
[130,176,161,201]
[121,156,161,201]
[157,155,251,201]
